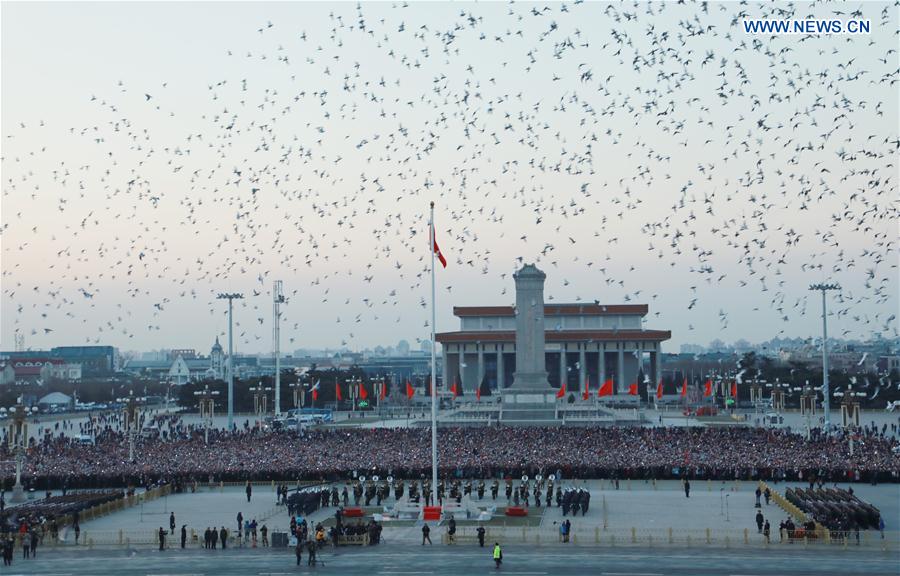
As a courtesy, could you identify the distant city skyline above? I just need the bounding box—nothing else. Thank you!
[2,2,897,353]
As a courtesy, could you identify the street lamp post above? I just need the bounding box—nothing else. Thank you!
[809,283,840,431]
[290,380,305,410]
[348,376,361,413]
[5,398,34,503]
[249,383,273,423]
[273,281,286,417]
[217,292,244,431]
[194,384,219,444]
[117,390,139,463]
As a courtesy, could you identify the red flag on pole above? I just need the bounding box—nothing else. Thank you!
[582,377,590,401]
[475,382,481,401]
[359,382,368,400]
[730,381,737,398]
[703,379,712,397]
[628,382,638,396]
[450,381,459,399]
[406,380,415,399]
[432,229,447,268]
[556,384,566,399]
[656,380,663,400]
[680,378,688,397]
[598,379,614,397]
[336,381,343,401]
[380,381,387,401]
[312,388,319,402]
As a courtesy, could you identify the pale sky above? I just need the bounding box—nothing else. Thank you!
[2,1,897,355]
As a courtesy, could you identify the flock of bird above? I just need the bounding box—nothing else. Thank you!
[1,1,897,354]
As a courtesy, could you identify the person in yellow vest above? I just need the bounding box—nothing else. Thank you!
[492,542,502,569]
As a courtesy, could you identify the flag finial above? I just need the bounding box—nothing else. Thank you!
[430,201,434,208]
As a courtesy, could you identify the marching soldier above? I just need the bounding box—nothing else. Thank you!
[477,480,486,500]
[491,480,499,500]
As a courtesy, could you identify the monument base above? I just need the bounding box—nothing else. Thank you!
[501,389,561,425]
[10,482,26,503]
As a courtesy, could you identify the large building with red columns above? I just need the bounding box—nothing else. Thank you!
[435,269,671,398]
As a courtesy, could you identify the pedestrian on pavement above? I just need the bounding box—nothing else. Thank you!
[683,479,690,498]
[22,535,30,559]
[3,537,12,566]
[306,539,317,566]
[220,527,228,549]
[447,516,456,544]
[295,537,303,566]
[246,482,252,503]
[755,487,762,508]
[422,523,432,545]
[763,520,771,543]
[237,512,243,535]
[477,525,486,548]
[764,487,771,505]
[158,527,166,551]
[180,525,187,548]
[492,542,502,569]
[29,531,38,558]
[170,512,176,534]
[756,510,764,533]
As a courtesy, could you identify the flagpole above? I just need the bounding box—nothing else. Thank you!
[429,201,439,501]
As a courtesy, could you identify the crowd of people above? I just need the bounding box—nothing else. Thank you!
[1,423,898,489]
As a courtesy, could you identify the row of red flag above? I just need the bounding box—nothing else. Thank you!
[554,378,739,400]
[313,378,739,402]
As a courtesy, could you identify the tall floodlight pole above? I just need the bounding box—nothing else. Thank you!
[429,201,439,497]
[273,280,285,417]
[218,292,244,430]
[809,283,840,431]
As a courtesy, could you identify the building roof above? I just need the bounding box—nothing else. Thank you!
[435,329,671,343]
[125,359,171,370]
[9,357,65,377]
[452,304,649,317]
[38,392,72,405]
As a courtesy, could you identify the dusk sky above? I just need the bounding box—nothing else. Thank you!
[2,1,897,355]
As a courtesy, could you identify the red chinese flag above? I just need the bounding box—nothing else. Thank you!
[598,379,614,397]
[432,231,447,268]
[730,381,737,398]
[556,384,566,399]
[703,379,712,397]
[406,380,415,399]
[475,383,481,401]
[312,389,319,402]
[359,382,368,400]
[336,381,343,401]
[380,382,387,401]
[582,377,590,401]
[680,378,688,397]
[450,381,459,398]
[628,382,638,396]
[656,380,663,400]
